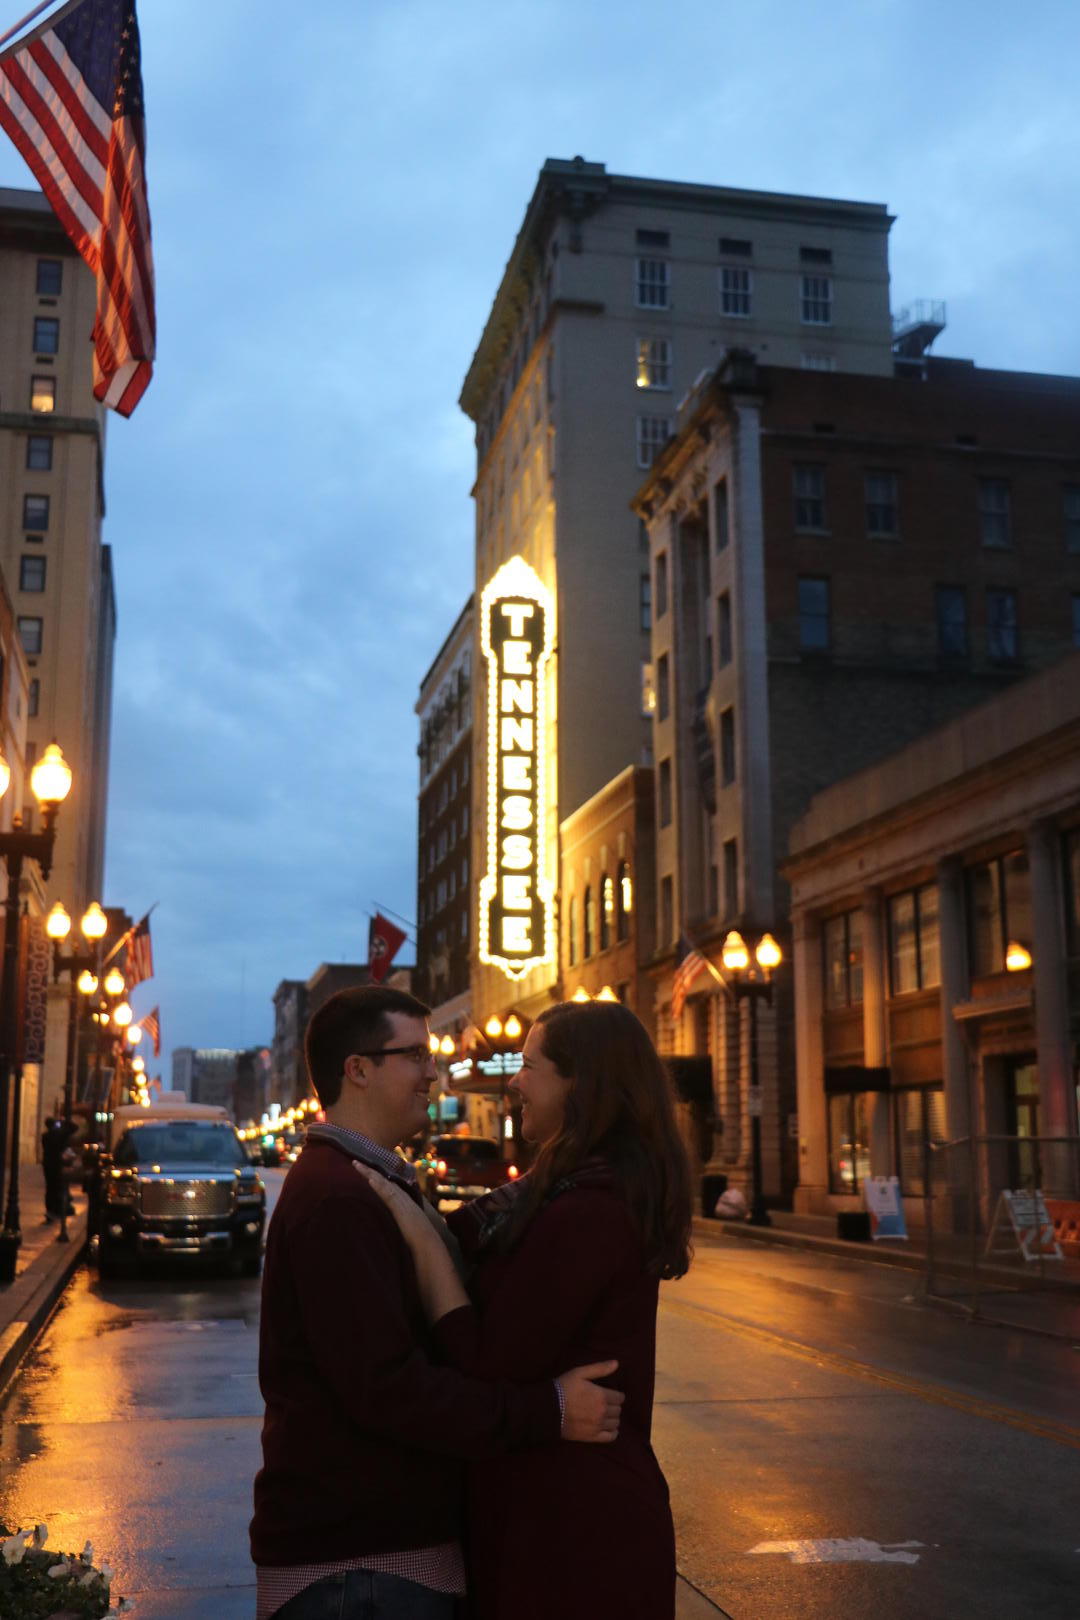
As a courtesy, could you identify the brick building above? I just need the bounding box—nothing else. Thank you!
[270,979,307,1108]
[633,349,1080,1204]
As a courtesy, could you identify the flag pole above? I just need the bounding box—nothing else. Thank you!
[0,1,63,52]
[371,900,417,936]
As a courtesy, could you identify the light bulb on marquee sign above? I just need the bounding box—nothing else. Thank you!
[478,555,555,981]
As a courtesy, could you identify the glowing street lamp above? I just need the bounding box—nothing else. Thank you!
[721,928,784,1227]
[1005,940,1032,972]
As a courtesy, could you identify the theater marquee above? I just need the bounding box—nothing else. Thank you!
[478,556,554,981]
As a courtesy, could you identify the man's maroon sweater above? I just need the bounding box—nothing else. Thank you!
[250,1137,559,1567]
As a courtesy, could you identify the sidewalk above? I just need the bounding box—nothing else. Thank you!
[695,1209,1080,1341]
[0,1161,87,1399]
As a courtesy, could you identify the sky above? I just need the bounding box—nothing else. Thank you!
[1,0,1078,1085]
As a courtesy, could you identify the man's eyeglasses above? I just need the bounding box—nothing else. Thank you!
[352,1045,434,1065]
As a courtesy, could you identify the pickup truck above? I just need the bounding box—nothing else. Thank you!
[95,1102,266,1278]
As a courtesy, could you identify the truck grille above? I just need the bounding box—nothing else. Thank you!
[139,1179,234,1219]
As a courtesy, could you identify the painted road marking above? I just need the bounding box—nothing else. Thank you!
[749,1539,923,1565]
[662,1296,1080,1452]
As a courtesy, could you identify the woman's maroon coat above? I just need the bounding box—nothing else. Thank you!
[439,1183,676,1620]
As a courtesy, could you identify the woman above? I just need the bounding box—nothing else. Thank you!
[357,998,692,1620]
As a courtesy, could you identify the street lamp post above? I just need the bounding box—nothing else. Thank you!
[45,900,108,1243]
[0,743,74,1281]
[721,929,783,1228]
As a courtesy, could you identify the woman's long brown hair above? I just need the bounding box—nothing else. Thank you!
[501,1000,692,1279]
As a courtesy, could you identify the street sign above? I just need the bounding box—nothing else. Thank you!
[985,1189,1063,1263]
[863,1175,908,1241]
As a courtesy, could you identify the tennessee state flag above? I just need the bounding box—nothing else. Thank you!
[368,913,406,984]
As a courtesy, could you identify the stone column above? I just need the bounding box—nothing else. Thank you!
[792,907,828,1212]
[937,856,971,1142]
[1027,820,1078,1194]
[862,888,891,1176]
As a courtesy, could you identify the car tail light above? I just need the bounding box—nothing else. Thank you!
[436,1159,447,1176]
[507,1164,519,1180]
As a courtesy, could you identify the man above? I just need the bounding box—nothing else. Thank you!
[251,985,623,1620]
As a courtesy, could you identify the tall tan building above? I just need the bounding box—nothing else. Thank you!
[0,186,115,1132]
[459,157,896,1028]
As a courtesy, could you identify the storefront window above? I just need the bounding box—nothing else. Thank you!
[894,1087,947,1196]
[827,1092,873,1194]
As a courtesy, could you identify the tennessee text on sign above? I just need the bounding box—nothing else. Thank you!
[478,556,554,981]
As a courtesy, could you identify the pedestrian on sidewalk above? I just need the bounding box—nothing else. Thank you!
[359,998,693,1620]
[250,985,624,1620]
[41,1117,64,1221]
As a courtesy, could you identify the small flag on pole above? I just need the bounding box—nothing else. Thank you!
[140,1005,159,1056]
[671,935,710,1021]
[124,911,153,986]
[0,0,156,415]
[368,913,407,984]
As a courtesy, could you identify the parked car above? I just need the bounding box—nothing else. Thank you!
[418,1135,519,1210]
[95,1102,266,1278]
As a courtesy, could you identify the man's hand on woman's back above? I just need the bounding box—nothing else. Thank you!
[557,1360,624,1443]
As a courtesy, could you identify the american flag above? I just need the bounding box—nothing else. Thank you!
[124,910,153,986]
[671,934,710,1021]
[0,0,155,416]
[140,1005,159,1056]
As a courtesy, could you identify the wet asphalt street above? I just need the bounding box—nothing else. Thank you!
[1,1175,1078,1618]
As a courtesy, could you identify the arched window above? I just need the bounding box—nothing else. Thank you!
[600,874,614,951]
[584,886,595,958]
[567,895,577,967]
[617,861,632,941]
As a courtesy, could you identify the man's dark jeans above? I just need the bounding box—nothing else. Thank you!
[271,1569,458,1620]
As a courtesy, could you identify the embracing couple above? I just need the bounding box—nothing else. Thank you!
[250,984,692,1619]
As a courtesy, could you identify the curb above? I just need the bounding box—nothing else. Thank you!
[0,1213,86,1403]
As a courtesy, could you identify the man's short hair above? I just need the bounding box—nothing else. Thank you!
[305,985,431,1107]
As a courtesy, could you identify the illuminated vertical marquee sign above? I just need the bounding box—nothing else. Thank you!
[479,556,554,981]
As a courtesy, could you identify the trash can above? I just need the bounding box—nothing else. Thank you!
[837,1211,871,1242]
[701,1173,728,1219]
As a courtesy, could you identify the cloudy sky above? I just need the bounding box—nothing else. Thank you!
[2,0,1077,1083]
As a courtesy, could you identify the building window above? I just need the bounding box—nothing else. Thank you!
[723,837,738,918]
[968,852,1031,978]
[1065,486,1080,554]
[568,894,577,967]
[636,414,671,469]
[794,464,826,531]
[800,274,832,325]
[639,572,651,631]
[30,376,56,413]
[655,550,668,617]
[27,678,39,718]
[978,478,1011,548]
[19,555,46,592]
[641,661,656,717]
[800,245,833,266]
[888,885,941,994]
[713,477,729,550]
[635,258,670,309]
[616,861,632,941]
[719,265,751,317]
[894,1087,947,1198]
[865,471,898,537]
[584,886,595,958]
[828,1092,872,1194]
[798,576,831,651]
[26,435,52,471]
[720,707,736,786]
[659,758,672,827]
[717,592,732,668]
[719,236,752,257]
[636,228,669,248]
[936,585,968,662]
[657,654,670,722]
[601,874,614,951]
[33,316,59,355]
[986,587,1019,663]
[18,617,43,656]
[636,337,671,389]
[801,352,836,372]
[36,258,62,295]
[660,875,674,946]
[22,494,49,531]
[824,911,864,1009]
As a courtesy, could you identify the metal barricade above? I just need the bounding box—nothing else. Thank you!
[925,1134,1080,1322]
